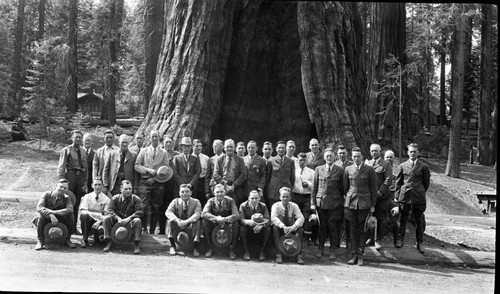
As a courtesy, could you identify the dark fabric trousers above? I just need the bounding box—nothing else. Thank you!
[102,215,142,242]
[79,213,105,242]
[138,178,165,233]
[37,213,74,242]
[65,170,85,231]
[399,203,426,243]
[344,208,369,256]
[272,226,304,254]
[158,178,176,234]
[202,219,239,249]
[367,197,391,241]
[317,208,340,251]
[239,225,271,252]
[292,193,315,234]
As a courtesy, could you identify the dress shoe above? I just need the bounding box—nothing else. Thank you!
[243,251,250,261]
[134,244,141,254]
[103,240,112,252]
[169,247,176,255]
[258,252,266,261]
[395,239,403,248]
[276,253,283,264]
[193,248,200,257]
[296,255,304,265]
[229,250,236,260]
[417,242,425,254]
[205,248,213,258]
[374,241,382,251]
[357,255,365,266]
[34,241,44,251]
[329,250,336,260]
[347,255,358,265]
[80,240,89,248]
[316,247,324,258]
[65,240,76,248]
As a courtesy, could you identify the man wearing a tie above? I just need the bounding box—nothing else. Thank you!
[165,184,202,256]
[266,141,295,208]
[201,184,240,259]
[79,177,111,248]
[271,187,305,264]
[395,143,430,254]
[172,137,202,197]
[261,141,273,163]
[243,140,267,200]
[83,133,95,193]
[103,134,139,196]
[306,138,326,170]
[93,129,119,194]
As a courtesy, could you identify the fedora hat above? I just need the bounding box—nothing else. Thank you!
[211,224,232,248]
[251,213,268,225]
[154,165,173,183]
[278,234,301,257]
[173,227,193,247]
[180,137,192,146]
[111,223,133,244]
[43,223,69,243]
[364,213,377,232]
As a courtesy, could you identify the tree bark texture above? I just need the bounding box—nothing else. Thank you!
[478,4,492,165]
[143,0,165,113]
[37,0,45,41]
[445,12,469,178]
[8,0,25,117]
[108,0,124,126]
[439,32,447,126]
[67,0,78,113]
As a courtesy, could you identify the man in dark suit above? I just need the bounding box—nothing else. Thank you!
[243,140,267,200]
[333,144,352,249]
[83,133,95,193]
[365,143,393,250]
[343,147,377,266]
[266,141,295,208]
[93,129,119,195]
[172,137,202,196]
[239,190,271,261]
[395,143,430,254]
[103,134,139,196]
[212,139,247,207]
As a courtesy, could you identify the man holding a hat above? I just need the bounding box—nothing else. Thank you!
[204,139,224,200]
[102,180,144,254]
[35,179,75,250]
[343,147,377,266]
[135,130,170,234]
[158,136,180,235]
[239,190,271,261]
[201,184,240,259]
[79,177,111,248]
[165,184,202,256]
[172,136,202,197]
[103,134,139,196]
[271,187,305,264]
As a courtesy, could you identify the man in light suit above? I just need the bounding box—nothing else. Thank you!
[311,149,344,260]
[103,134,139,196]
[165,184,202,256]
[83,133,95,193]
[172,137,202,196]
[239,190,271,261]
[266,141,295,208]
[343,147,377,266]
[135,130,170,234]
[212,139,247,207]
[192,139,209,208]
[93,129,119,194]
[333,144,352,249]
[365,143,392,250]
[306,138,326,170]
[395,143,430,254]
[243,140,267,200]
[205,139,224,200]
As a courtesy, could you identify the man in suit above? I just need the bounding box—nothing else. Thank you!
[395,143,430,254]
[333,144,353,249]
[271,187,305,264]
[201,184,240,259]
[93,130,119,194]
[212,139,247,207]
[192,139,209,208]
[79,177,110,248]
[243,140,267,200]
[83,133,95,193]
[165,184,202,256]
[159,136,180,235]
[266,141,295,208]
[239,190,271,261]
[103,134,139,196]
[365,143,393,250]
[172,137,202,196]
[262,141,273,163]
[306,138,326,170]
[135,130,170,234]
[343,147,377,266]
[311,149,344,260]
[205,139,224,200]
[384,149,400,247]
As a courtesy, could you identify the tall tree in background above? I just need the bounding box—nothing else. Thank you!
[478,4,492,165]
[7,0,26,117]
[67,0,78,113]
[445,7,470,178]
[37,0,45,40]
[143,0,164,113]
[438,30,447,126]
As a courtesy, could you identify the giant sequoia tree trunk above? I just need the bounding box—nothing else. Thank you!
[138,1,371,154]
[478,4,492,165]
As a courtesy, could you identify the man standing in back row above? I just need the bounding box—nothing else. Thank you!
[266,141,295,208]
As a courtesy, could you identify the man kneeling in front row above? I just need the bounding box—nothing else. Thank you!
[102,180,143,254]
[239,190,271,261]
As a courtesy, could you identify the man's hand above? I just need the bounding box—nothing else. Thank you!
[146,178,156,185]
[118,217,130,226]
[150,170,157,177]
[215,215,225,225]
[91,220,102,230]
[178,220,189,229]
[49,214,58,225]
[310,204,316,211]
[253,224,263,234]
[283,226,294,236]
[226,185,234,192]
[245,219,256,227]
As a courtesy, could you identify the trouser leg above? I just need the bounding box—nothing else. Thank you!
[149,183,165,234]
[80,213,96,241]
[398,203,410,241]
[261,226,271,251]
[230,222,239,248]
[413,204,426,243]
[240,225,249,251]
[202,220,214,248]
[131,218,142,241]
[317,208,328,249]
[138,180,151,231]
[272,226,282,252]
[102,215,115,240]
[37,213,50,242]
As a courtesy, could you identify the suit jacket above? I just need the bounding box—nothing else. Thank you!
[165,197,202,223]
[395,159,430,204]
[239,200,270,226]
[311,164,344,209]
[172,153,202,187]
[306,151,326,170]
[243,154,267,193]
[134,146,170,178]
[343,163,377,210]
[103,149,139,190]
[266,156,295,202]
[202,196,240,223]
[213,154,247,202]
[365,158,392,199]
[93,145,119,179]
[334,159,353,169]
[86,148,95,190]
[205,154,220,194]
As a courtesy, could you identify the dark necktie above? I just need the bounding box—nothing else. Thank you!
[76,147,84,170]
[327,165,331,174]
[95,193,99,201]
[284,204,290,226]
[119,151,126,173]
[182,202,188,219]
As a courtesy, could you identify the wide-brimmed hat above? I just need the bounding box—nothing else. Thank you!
[173,227,193,247]
[180,137,192,146]
[111,223,133,243]
[211,224,232,248]
[364,214,377,232]
[308,213,319,225]
[43,223,69,243]
[278,234,301,256]
[154,165,173,183]
[251,213,268,225]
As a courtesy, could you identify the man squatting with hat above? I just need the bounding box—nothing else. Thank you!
[239,190,271,261]
[79,177,111,248]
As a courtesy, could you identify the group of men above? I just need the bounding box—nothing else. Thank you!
[35,130,430,266]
